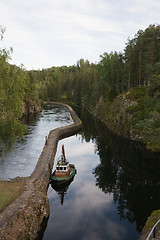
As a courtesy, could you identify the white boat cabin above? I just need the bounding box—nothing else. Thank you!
[56,159,70,173]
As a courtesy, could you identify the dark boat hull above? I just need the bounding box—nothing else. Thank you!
[50,175,75,190]
[50,167,76,186]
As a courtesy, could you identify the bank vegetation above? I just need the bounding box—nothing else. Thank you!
[0,24,160,152]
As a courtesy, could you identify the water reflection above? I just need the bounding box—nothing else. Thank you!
[74,107,160,233]
[50,177,75,205]
[43,137,134,240]
[93,131,160,232]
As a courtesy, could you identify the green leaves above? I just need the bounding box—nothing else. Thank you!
[0,27,28,139]
[147,63,160,98]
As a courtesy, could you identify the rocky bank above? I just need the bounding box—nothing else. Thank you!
[21,99,42,116]
[95,88,160,153]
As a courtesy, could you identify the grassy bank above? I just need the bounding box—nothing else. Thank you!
[0,180,25,212]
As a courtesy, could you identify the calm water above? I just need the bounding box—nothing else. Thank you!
[0,104,73,179]
[1,104,160,240]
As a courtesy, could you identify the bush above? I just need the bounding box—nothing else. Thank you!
[128,87,146,101]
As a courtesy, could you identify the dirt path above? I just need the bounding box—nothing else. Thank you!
[0,103,82,240]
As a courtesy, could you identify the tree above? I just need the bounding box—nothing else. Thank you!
[147,63,160,98]
[0,27,28,138]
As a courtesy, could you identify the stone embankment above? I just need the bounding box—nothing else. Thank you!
[0,103,82,240]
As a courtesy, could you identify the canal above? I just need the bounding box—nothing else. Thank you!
[1,104,160,240]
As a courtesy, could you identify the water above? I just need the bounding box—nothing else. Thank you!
[0,104,73,179]
[43,136,138,240]
[1,104,160,239]
[41,107,141,240]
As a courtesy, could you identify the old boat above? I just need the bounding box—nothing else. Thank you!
[50,145,76,185]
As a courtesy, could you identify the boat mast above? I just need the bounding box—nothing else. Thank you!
[62,145,66,162]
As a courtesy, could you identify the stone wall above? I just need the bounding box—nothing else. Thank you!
[0,103,82,240]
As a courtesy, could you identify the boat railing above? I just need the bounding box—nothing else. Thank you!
[57,155,66,163]
[145,218,160,240]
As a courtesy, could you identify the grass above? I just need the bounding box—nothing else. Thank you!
[142,209,160,237]
[0,180,25,212]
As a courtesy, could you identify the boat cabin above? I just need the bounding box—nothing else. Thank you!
[56,161,70,172]
[55,157,71,177]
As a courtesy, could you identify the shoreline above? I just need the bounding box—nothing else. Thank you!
[0,103,82,240]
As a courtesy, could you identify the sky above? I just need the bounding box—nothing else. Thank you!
[0,0,160,70]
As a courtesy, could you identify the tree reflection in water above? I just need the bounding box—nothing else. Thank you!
[73,106,160,233]
[0,113,40,156]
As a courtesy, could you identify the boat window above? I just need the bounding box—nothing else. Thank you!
[56,166,68,171]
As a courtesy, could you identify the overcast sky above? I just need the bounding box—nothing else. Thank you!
[0,0,160,70]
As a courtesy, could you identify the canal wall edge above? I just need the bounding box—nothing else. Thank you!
[0,103,82,240]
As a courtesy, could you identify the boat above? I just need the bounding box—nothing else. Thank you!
[50,145,76,186]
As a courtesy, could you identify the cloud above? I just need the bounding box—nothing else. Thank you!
[0,0,160,69]
[48,179,128,240]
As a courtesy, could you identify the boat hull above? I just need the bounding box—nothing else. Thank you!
[50,167,76,186]
[50,175,74,191]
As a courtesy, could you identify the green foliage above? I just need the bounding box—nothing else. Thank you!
[128,87,146,101]
[134,111,160,152]
[126,87,160,151]
[98,52,123,100]
[1,24,160,151]
[147,63,160,98]
[0,27,28,139]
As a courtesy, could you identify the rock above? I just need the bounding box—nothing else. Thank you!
[21,99,42,116]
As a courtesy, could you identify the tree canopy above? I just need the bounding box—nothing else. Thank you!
[1,24,160,148]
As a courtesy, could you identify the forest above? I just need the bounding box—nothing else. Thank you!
[0,24,160,151]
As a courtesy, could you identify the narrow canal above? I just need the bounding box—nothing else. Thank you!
[1,104,160,240]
